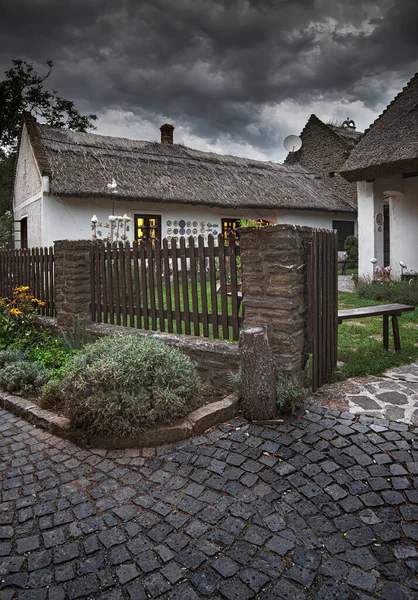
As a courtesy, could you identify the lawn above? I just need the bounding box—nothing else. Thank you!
[337,291,418,378]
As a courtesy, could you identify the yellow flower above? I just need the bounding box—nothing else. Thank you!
[15,286,30,292]
[32,299,46,306]
[10,308,23,316]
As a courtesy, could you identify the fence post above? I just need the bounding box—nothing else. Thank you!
[240,326,277,420]
[239,224,310,384]
[54,239,94,327]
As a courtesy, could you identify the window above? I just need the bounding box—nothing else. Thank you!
[332,220,355,251]
[222,219,240,241]
[20,217,28,249]
[134,214,161,243]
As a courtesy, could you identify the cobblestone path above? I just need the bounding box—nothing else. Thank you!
[1,406,418,599]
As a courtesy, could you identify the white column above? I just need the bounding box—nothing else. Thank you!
[357,181,384,279]
[389,181,418,279]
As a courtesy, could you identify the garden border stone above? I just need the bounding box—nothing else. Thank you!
[0,391,240,450]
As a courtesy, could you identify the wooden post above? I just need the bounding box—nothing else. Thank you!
[240,326,277,421]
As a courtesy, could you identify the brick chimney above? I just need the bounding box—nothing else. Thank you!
[160,123,174,144]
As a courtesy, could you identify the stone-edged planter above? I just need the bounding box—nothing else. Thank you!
[0,391,240,449]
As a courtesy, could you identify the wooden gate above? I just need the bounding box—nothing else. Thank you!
[307,229,338,392]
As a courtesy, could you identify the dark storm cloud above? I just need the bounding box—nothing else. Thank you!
[0,0,417,156]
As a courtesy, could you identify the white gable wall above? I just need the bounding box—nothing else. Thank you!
[13,124,43,248]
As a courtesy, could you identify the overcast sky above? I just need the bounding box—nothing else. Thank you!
[1,0,417,162]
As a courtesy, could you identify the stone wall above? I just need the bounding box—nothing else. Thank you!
[239,224,312,383]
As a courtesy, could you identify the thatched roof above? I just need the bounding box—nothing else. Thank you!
[341,73,418,182]
[285,114,362,165]
[24,114,356,213]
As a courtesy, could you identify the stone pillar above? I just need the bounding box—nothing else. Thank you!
[54,240,93,327]
[239,224,310,383]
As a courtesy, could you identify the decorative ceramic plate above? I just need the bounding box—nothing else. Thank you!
[173,220,179,226]
[166,220,172,226]
[213,230,218,236]
[200,221,205,226]
[186,228,191,234]
[166,236,172,241]
[186,221,191,227]
[193,221,198,227]
[200,227,205,233]
[179,228,185,235]
[179,219,186,228]
[173,228,178,234]
[167,228,172,234]
[192,228,198,234]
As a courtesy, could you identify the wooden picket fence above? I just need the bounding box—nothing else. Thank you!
[90,233,243,341]
[0,247,55,316]
[307,229,338,392]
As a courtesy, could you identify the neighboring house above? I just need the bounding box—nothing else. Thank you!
[13,113,356,248]
[285,114,362,251]
[341,73,418,280]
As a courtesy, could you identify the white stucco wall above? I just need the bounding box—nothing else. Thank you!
[389,178,418,279]
[41,195,356,248]
[13,124,43,248]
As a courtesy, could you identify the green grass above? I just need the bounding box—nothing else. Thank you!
[337,291,418,378]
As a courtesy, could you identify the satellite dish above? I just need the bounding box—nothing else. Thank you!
[284,134,302,152]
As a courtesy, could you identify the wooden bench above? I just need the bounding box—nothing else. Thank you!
[338,303,415,352]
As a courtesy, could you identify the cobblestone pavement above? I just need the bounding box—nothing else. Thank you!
[315,362,418,425]
[1,406,418,600]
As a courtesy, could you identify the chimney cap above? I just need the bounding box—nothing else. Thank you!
[160,123,174,131]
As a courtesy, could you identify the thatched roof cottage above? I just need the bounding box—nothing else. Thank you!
[13,113,356,248]
[341,72,418,279]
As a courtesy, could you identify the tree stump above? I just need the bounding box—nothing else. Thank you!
[240,326,277,421]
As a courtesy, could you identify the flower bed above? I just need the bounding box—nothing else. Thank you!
[0,286,240,446]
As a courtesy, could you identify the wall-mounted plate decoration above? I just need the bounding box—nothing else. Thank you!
[167,236,172,241]
[173,228,178,234]
[192,228,198,234]
[212,223,219,228]
[179,219,186,228]
[186,221,191,227]
[200,221,205,226]
[213,230,218,236]
[186,228,191,234]
[166,220,172,226]
[207,222,212,228]
[193,221,198,227]
[167,228,172,234]
[200,227,205,233]
[173,220,179,226]
[179,228,185,235]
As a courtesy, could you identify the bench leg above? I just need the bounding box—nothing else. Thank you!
[392,315,401,352]
[383,315,389,350]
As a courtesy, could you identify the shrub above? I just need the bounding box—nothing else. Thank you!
[344,235,358,264]
[0,360,51,394]
[0,286,46,349]
[0,348,27,367]
[40,335,201,436]
[228,367,308,415]
[357,280,418,306]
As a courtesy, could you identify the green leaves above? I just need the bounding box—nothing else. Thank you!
[0,58,97,153]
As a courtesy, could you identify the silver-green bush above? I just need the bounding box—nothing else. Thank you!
[41,335,201,436]
[0,360,51,394]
